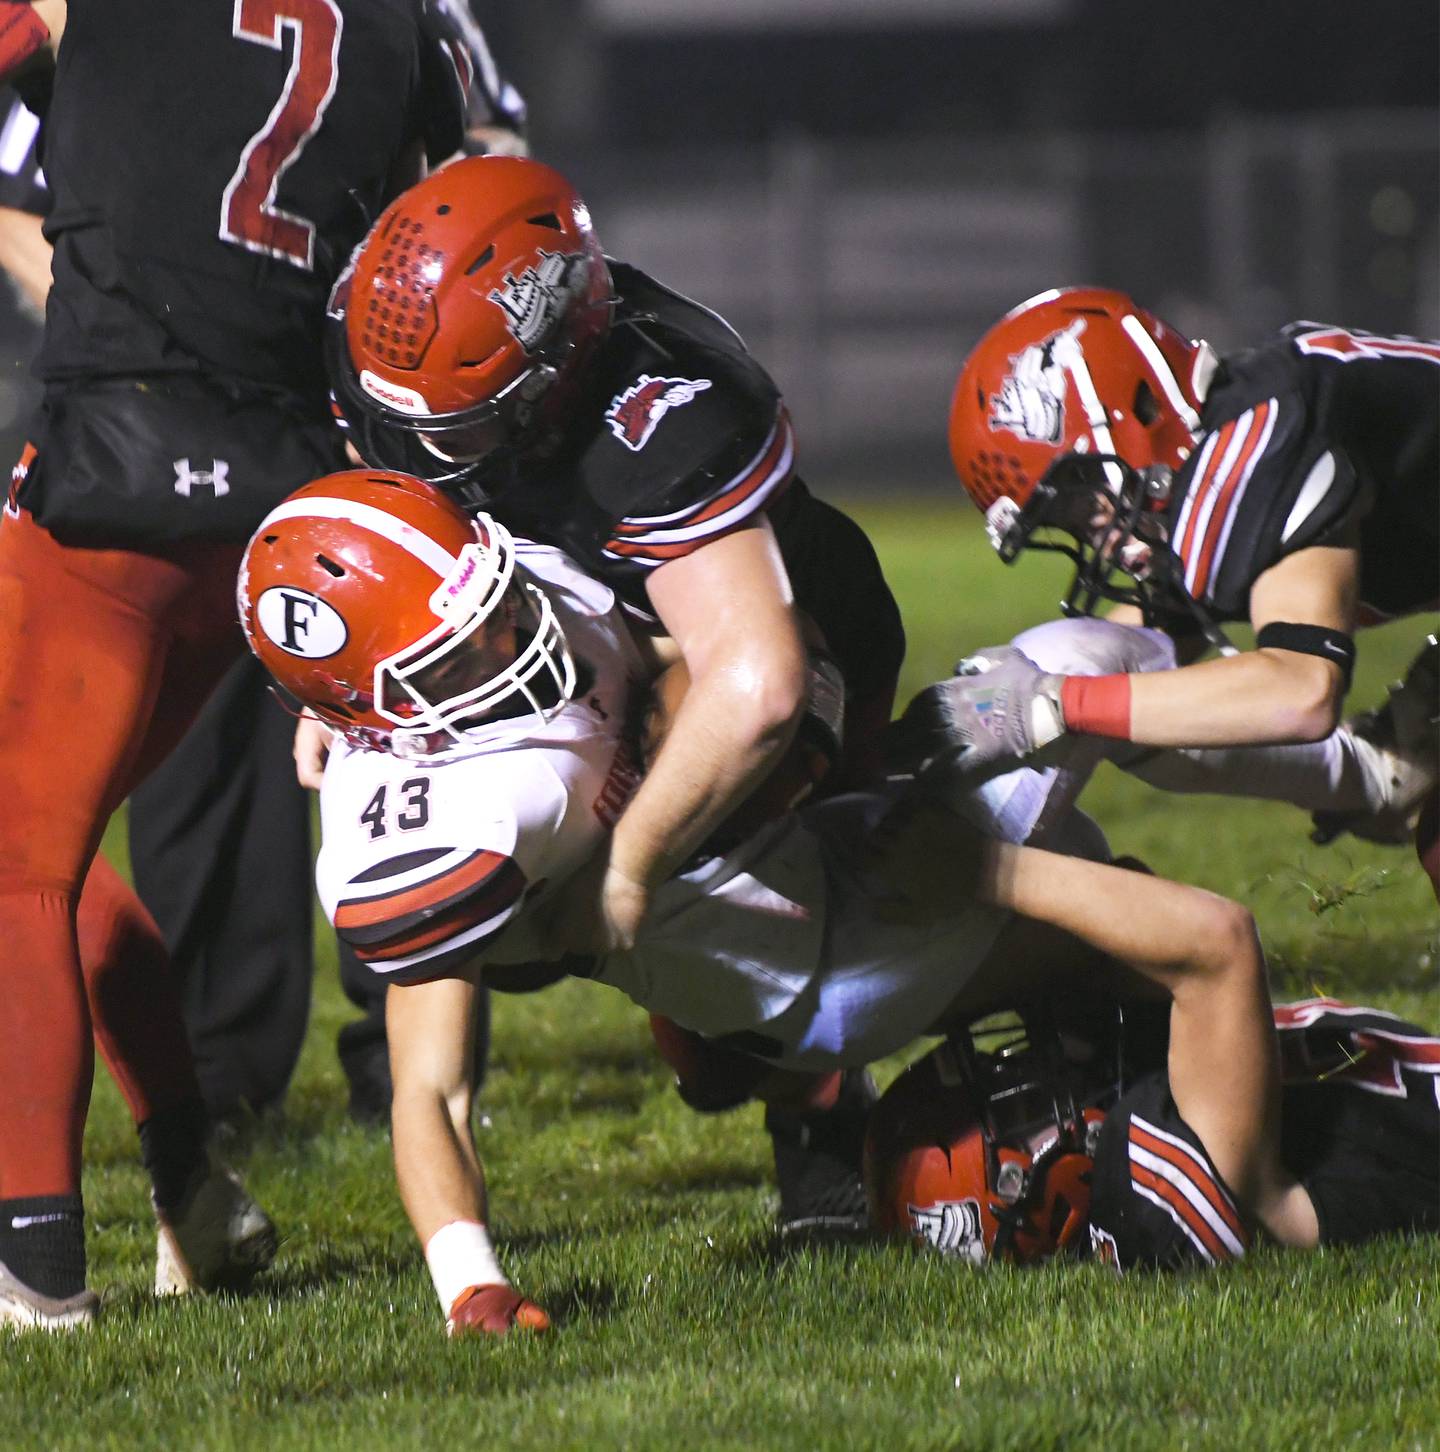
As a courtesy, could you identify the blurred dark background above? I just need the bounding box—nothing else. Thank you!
[1,0,1434,488]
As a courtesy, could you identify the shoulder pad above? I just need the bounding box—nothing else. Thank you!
[333,844,526,983]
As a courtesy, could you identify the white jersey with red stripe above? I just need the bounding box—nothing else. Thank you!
[1088,998,1440,1271]
[314,543,646,984]
[1161,323,1439,623]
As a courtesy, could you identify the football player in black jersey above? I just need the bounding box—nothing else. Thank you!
[324,153,906,1234]
[0,0,481,1328]
[871,993,1439,1272]
[938,288,1438,892]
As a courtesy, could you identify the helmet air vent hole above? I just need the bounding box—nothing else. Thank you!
[1133,379,1160,426]
[527,212,562,231]
[316,555,346,579]
[437,204,451,216]
[465,245,496,276]
[262,534,279,545]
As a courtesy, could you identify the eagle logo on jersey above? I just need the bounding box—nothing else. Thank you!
[908,1198,986,1263]
[604,375,713,452]
[487,249,586,355]
[988,320,1086,444]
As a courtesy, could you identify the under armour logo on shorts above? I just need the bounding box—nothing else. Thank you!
[173,458,231,497]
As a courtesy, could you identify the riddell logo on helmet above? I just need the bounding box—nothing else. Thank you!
[359,369,431,416]
[908,1199,986,1263]
[988,320,1086,444]
[605,375,712,452]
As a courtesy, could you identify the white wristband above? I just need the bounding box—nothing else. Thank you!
[424,1220,508,1313]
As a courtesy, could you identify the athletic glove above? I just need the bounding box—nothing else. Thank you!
[447,1284,551,1336]
[894,646,1065,780]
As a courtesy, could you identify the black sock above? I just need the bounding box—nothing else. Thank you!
[0,1194,86,1299]
[139,1096,210,1213]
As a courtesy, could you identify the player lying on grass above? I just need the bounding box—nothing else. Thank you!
[239,471,1324,1335]
[869,993,1439,1270]
[941,289,1438,889]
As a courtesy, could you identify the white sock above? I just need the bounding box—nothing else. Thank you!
[424,1220,507,1313]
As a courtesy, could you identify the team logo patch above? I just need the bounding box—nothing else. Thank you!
[358,369,431,416]
[488,248,586,355]
[173,458,230,498]
[908,1199,986,1263]
[604,374,712,451]
[256,587,349,659]
[989,320,1086,443]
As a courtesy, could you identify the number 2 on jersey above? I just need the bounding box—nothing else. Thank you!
[220,0,343,271]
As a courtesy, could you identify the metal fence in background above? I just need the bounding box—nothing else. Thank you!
[0,108,1432,490]
[578,108,1438,487]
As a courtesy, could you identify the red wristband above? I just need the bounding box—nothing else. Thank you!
[1060,673,1133,740]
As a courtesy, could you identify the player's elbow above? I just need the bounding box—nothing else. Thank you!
[1183,896,1263,987]
[706,638,808,750]
[1257,649,1344,742]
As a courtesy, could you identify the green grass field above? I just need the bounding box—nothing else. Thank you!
[4,501,1436,1452]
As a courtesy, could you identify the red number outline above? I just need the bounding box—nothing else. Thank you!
[1293,325,1440,367]
[220,0,343,272]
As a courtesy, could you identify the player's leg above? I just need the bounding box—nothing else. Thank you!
[0,511,238,1312]
[128,654,314,1121]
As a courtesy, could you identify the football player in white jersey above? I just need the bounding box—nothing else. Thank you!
[241,470,1315,1338]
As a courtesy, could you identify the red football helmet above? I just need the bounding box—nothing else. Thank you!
[238,470,575,757]
[327,155,614,496]
[948,288,1216,618]
[864,1010,1109,1265]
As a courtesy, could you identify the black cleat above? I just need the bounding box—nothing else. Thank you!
[765,1069,877,1237]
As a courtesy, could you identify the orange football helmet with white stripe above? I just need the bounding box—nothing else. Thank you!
[864,1009,1110,1265]
[239,470,575,756]
[327,155,613,499]
[949,288,1216,620]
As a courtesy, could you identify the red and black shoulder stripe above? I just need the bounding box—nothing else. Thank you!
[334,845,526,980]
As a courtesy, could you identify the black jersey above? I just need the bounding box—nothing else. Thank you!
[36,0,470,408]
[1088,999,1440,1272]
[1162,325,1440,623]
[488,262,905,707]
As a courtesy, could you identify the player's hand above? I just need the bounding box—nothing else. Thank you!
[446,1284,551,1337]
[544,854,652,956]
[293,710,334,790]
[894,647,1064,781]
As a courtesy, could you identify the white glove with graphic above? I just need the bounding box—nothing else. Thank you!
[895,646,1066,781]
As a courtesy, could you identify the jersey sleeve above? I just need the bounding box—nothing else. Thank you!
[331,843,529,983]
[598,401,796,572]
[1088,1075,1251,1271]
[316,746,569,985]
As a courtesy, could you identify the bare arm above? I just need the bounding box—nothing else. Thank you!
[0,205,49,318]
[984,844,1319,1244]
[1123,546,1356,746]
[592,520,807,946]
[868,799,1317,1244]
[387,976,489,1244]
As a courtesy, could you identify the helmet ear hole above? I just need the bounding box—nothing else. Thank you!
[1132,379,1160,426]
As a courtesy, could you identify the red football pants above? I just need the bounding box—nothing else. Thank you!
[0,508,245,1198]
